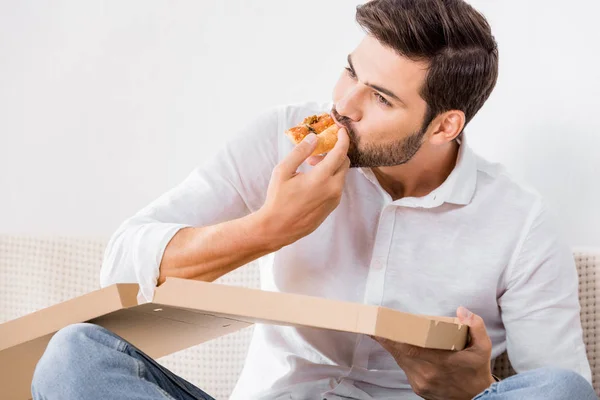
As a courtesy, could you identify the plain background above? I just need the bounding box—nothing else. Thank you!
[1,0,598,247]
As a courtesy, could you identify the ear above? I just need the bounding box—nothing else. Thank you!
[427,110,465,145]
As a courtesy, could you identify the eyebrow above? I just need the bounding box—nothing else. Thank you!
[347,54,407,106]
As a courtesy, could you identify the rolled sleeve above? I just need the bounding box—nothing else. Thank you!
[100,106,280,302]
[101,221,190,302]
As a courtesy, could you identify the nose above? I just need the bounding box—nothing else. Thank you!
[335,86,362,123]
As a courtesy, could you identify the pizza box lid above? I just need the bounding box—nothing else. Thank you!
[0,277,468,400]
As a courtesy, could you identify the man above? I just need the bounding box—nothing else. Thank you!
[31,0,596,399]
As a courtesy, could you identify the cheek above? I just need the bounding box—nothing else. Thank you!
[361,114,406,142]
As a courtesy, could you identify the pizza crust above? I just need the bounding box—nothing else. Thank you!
[285,113,340,156]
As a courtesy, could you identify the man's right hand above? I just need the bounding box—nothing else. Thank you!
[257,127,351,247]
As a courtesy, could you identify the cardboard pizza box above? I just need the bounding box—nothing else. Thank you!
[0,277,468,400]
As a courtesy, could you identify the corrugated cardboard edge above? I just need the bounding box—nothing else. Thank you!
[374,307,434,347]
[423,318,468,350]
[0,284,139,400]
[0,283,139,351]
[373,307,468,350]
[153,278,381,334]
[154,278,467,351]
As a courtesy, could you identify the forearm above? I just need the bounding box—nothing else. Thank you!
[158,210,282,284]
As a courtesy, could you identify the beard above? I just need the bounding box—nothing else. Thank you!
[331,107,427,168]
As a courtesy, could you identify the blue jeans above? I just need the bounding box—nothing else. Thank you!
[32,323,597,400]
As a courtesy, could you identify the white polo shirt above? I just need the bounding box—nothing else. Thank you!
[100,100,591,400]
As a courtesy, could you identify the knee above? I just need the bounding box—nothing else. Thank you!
[31,323,112,396]
[522,367,596,399]
[543,367,595,398]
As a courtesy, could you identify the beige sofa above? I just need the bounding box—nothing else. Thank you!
[1,235,598,398]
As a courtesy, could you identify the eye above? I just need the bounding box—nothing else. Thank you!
[344,66,357,79]
[374,92,392,107]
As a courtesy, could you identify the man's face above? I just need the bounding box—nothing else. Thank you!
[332,35,430,168]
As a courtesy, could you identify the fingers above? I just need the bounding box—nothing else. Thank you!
[315,127,350,175]
[371,336,411,367]
[371,336,448,365]
[334,156,351,176]
[278,133,318,178]
[307,155,325,166]
[456,306,491,351]
[308,154,350,175]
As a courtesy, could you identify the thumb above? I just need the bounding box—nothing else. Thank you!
[457,306,489,349]
[279,133,318,177]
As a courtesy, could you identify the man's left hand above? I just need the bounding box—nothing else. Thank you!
[372,306,495,400]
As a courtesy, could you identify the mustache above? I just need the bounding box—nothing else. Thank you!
[330,106,354,135]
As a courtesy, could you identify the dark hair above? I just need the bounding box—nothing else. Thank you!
[356,0,499,138]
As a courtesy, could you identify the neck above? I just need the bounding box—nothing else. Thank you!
[371,140,460,201]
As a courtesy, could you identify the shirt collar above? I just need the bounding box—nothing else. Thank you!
[358,135,477,208]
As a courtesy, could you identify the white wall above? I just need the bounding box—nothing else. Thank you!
[1,0,598,247]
